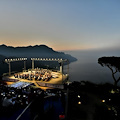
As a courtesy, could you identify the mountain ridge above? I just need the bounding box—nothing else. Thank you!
[0,44,77,76]
[0,44,77,62]
[0,44,55,51]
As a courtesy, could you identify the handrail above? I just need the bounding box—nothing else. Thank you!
[16,100,34,120]
[16,93,52,120]
[2,71,20,76]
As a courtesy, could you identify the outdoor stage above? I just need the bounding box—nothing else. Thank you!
[3,58,69,90]
[2,69,68,90]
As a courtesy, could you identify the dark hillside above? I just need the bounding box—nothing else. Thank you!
[0,44,77,62]
[0,44,77,76]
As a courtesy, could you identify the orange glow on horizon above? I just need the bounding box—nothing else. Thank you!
[54,45,97,51]
[0,42,96,52]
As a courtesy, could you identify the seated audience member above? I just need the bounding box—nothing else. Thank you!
[2,94,15,107]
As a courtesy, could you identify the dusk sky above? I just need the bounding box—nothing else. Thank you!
[0,0,120,51]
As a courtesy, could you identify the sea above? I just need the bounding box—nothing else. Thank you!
[63,49,120,85]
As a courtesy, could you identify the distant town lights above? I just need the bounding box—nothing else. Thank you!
[111,89,115,94]
[108,107,111,110]
[78,95,80,98]
[78,101,81,104]
[102,100,105,103]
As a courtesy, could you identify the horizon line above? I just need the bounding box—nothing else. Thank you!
[0,44,120,52]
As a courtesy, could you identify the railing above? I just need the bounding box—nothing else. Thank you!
[16,100,34,120]
[2,71,18,77]
[16,95,53,120]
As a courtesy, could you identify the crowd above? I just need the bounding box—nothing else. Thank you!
[0,77,66,119]
[14,69,52,82]
[0,83,43,117]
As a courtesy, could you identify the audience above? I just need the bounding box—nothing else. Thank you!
[2,94,15,107]
[0,82,64,119]
[0,83,43,117]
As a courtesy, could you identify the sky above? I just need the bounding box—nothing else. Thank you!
[0,0,120,51]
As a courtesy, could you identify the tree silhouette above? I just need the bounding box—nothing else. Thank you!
[98,57,120,86]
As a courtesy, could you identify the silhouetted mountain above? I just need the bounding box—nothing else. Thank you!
[0,44,77,76]
[0,44,77,62]
[0,44,56,56]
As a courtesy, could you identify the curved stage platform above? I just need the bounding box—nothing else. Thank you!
[2,69,68,90]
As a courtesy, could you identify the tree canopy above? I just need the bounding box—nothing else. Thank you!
[98,57,120,86]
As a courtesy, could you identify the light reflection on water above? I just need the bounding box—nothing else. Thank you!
[64,49,120,85]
